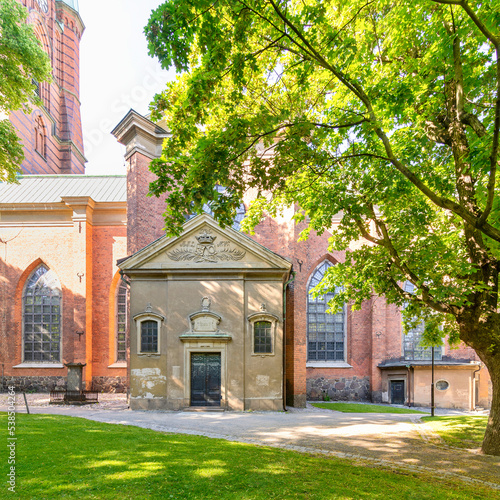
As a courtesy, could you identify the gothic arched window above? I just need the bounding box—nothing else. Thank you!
[116,281,128,362]
[23,265,62,362]
[402,282,442,360]
[307,261,345,362]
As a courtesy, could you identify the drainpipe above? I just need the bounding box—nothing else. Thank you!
[282,271,296,412]
[119,269,130,286]
[406,364,410,407]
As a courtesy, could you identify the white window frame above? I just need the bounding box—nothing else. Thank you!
[133,311,165,356]
[247,312,280,356]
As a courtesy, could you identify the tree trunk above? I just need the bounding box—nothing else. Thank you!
[481,360,500,455]
[460,317,500,456]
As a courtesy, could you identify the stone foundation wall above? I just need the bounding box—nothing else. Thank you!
[91,376,128,393]
[0,376,66,392]
[307,376,371,401]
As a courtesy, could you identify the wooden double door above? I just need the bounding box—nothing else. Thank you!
[190,353,221,406]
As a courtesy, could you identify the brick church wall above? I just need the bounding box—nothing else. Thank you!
[11,0,86,175]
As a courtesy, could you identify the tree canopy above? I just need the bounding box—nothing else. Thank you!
[0,0,51,182]
[145,0,500,454]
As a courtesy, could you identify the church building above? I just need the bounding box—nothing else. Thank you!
[0,0,491,411]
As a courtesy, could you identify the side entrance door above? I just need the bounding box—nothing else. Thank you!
[190,353,221,406]
[390,380,405,405]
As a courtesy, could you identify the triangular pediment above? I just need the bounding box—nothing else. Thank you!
[118,214,291,273]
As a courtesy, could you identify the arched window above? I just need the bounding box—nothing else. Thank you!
[34,115,46,158]
[133,308,164,355]
[23,265,61,362]
[402,282,442,360]
[116,281,128,362]
[307,261,345,362]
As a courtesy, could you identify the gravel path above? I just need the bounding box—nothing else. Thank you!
[2,394,499,490]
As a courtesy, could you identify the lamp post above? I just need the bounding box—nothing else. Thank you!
[431,345,435,417]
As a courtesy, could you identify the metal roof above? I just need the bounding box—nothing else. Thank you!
[0,175,126,204]
[60,0,79,12]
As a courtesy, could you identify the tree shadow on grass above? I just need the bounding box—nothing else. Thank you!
[2,414,497,500]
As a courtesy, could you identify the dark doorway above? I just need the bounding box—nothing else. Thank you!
[390,380,405,405]
[190,353,221,406]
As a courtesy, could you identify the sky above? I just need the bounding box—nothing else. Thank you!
[78,1,176,175]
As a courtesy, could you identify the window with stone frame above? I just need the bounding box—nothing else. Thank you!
[23,265,61,362]
[307,261,345,362]
[116,281,128,361]
[140,320,158,353]
[254,321,272,353]
[402,281,442,361]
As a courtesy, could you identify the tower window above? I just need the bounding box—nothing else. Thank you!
[34,115,46,158]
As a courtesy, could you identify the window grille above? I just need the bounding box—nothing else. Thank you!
[254,321,272,353]
[23,265,61,362]
[141,320,158,353]
[307,261,345,361]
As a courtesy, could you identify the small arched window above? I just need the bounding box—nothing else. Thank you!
[141,320,158,353]
[307,261,345,362]
[254,321,272,353]
[23,265,61,362]
[34,115,46,158]
[133,308,164,355]
[116,281,128,361]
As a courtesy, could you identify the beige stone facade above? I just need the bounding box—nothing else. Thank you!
[118,214,291,410]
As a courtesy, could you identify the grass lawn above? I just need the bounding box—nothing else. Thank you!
[421,415,488,449]
[311,402,427,414]
[0,413,497,499]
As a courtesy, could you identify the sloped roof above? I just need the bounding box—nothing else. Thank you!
[118,213,292,273]
[0,175,126,204]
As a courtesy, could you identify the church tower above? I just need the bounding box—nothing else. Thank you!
[10,0,86,175]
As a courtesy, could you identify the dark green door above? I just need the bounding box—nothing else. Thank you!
[190,353,221,406]
[390,380,405,405]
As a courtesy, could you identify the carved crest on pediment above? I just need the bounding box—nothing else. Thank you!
[167,229,246,263]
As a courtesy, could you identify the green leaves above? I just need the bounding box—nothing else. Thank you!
[0,0,51,182]
[145,0,500,339]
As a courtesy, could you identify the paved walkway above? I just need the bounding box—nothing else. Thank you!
[3,395,499,490]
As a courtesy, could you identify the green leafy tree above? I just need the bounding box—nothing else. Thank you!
[145,0,500,455]
[0,0,51,182]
